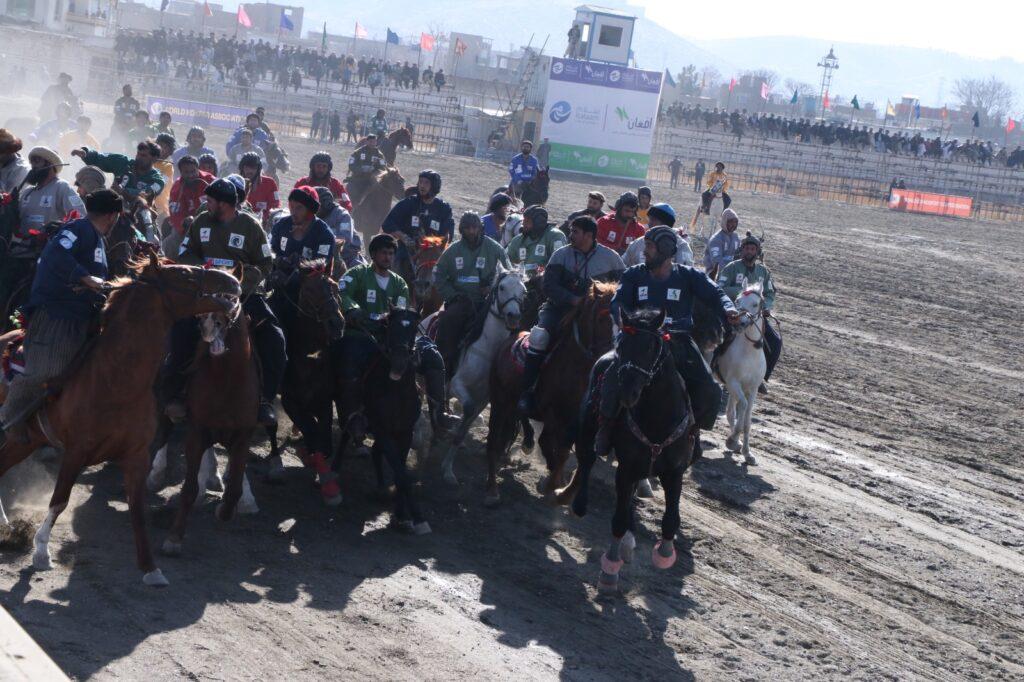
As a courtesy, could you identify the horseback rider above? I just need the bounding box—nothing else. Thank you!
[313,186,363,269]
[717,231,781,394]
[295,152,352,212]
[238,151,280,226]
[508,140,540,199]
[703,207,741,280]
[505,205,566,274]
[432,212,511,378]
[0,129,29,193]
[171,126,217,166]
[596,191,644,255]
[517,215,625,415]
[623,203,693,267]
[481,192,521,247]
[73,165,107,200]
[346,134,388,203]
[72,141,166,205]
[381,169,454,266]
[225,113,272,157]
[267,185,337,323]
[153,134,177,219]
[700,161,731,214]
[336,233,459,438]
[165,178,285,426]
[559,191,606,234]
[166,155,211,252]
[368,109,389,139]
[591,226,741,458]
[0,189,122,446]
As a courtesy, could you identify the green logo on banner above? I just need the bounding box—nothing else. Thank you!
[615,106,629,122]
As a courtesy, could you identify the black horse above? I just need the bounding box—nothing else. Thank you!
[519,167,550,207]
[561,308,697,592]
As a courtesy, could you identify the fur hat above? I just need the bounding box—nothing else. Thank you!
[75,165,106,190]
[27,146,64,169]
[0,128,22,155]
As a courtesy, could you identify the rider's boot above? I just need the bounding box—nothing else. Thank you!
[516,350,545,416]
[423,368,460,435]
[758,382,769,395]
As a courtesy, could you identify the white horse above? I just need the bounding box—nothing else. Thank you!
[441,266,526,485]
[718,284,767,465]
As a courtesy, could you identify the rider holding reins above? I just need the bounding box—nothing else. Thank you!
[508,140,540,200]
[505,205,566,275]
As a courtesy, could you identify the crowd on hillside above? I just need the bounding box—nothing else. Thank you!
[661,103,1023,167]
[113,30,448,96]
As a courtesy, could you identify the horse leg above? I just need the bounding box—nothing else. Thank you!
[147,416,174,492]
[519,417,535,454]
[164,429,207,556]
[725,378,746,453]
[311,404,341,506]
[537,424,560,497]
[442,397,477,486]
[555,411,598,514]
[389,430,430,535]
[124,454,169,587]
[31,453,82,571]
[652,467,683,570]
[599,465,636,593]
[199,446,223,492]
[265,421,285,483]
[483,408,516,507]
[217,432,255,521]
[742,387,757,466]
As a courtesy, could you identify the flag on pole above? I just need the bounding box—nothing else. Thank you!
[851,95,860,110]
[237,4,252,28]
[321,22,328,51]
[1006,118,1017,133]
[823,91,830,109]
[913,101,921,119]
[940,106,948,120]
[203,1,213,17]
[355,22,368,39]
[971,111,980,127]
[386,28,400,45]
[455,37,468,56]
[728,78,736,93]
[663,68,676,88]
[790,90,798,105]
[760,82,770,100]
[279,9,294,31]
[160,0,168,11]
[885,100,896,118]
[420,33,435,52]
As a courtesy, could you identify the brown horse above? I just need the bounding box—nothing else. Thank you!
[356,127,414,166]
[484,281,616,505]
[0,254,241,586]
[349,167,406,244]
[396,234,445,316]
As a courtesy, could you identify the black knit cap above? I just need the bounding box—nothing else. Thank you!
[84,189,123,215]
[205,178,239,204]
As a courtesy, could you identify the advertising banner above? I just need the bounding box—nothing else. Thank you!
[889,189,972,218]
[145,96,249,131]
[541,58,663,180]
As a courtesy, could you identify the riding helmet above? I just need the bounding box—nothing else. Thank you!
[238,151,263,178]
[646,203,677,227]
[637,186,652,198]
[522,204,548,230]
[418,169,442,196]
[225,174,248,204]
[644,225,678,258]
[205,178,238,205]
[458,211,483,235]
[83,189,123,216]
[187,126,206,143]
[309,151,333,172]
[741,231,763,256]
[614,191,639,212]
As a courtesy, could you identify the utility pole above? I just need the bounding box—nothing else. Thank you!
[816,46,838,121]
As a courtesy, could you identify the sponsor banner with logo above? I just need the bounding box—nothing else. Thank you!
[146,96,249,131]
[542,58,663,179]
[888,189,972,218]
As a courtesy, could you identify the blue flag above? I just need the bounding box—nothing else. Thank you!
[664,68,676,88]
[386,28,400,45]
[279,10,294,31]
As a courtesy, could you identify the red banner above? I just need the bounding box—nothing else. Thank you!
[888,190,972,218]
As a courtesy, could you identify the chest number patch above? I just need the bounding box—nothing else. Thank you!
[475,256,486,269]
[455,256,464,269]
[200,227,211,242]
[366,289,377,303]
[228,233,245,249]
[638,285,648,301]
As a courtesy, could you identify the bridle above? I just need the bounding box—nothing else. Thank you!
[736,289,766,347]
[278,269,343,325]
[616,324,668,384]
[488,270,523,322]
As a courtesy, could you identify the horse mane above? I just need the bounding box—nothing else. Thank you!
[628,308,665,330]
[557,280,615,335]
[298,258,328,275]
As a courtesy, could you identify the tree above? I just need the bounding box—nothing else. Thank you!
[742,68,779,90]
[675,64,700,95]
[699,65,722,90]
[953,76,1015,121]
[784,78,814,97]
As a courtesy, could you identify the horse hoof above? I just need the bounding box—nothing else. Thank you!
[215,503,234,522]
[483,492,501,508]
[597,572,619,593]
[601,553,624,576]
[725,436,740,452]
[161,539,183,557]
[570,499,588,519]
[652,541,677,570]
[743,452,757,466]
[519,439,535,455]
[265,456,285,484]
[636,478,654,498]
[621,531,636,564]
[146,473,165,493]
[205,475,225,493]
[31,551,52,571]
[412,521,432,536]
[143,569,170,587]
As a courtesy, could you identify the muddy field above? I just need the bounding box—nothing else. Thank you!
[1,96,1023,680]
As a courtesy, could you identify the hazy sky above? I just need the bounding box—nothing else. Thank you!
[639,0,1023,62]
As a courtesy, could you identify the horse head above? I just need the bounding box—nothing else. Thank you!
[615,308,668,410]
[297,259,345,341]
[394,127,414,149]
[491,265,527,330]
[198,264,244,356]
[581,281,617,357]
[129,252,241,319]
[380,168,407,200]
[412,235,445,300]
[383,306,419,381]
[736,283,764,326]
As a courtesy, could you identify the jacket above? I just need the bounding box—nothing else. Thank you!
[702,229,741,272]
[543,243,624,307]
[596,214,645,254]
[18,179,86,234]
[612,263,736,334]
[177,209,271,295]
[348,145,387,175]
[704,171,730,194]
[382,195,454,243]
[717,260,776,311]
[225,126,271,155]
[506,227,566,273]
[0,154,29,193]
[270,216,337,267]
[171,145,218,166]
[294,176,352,212]
[82,149,165,200]
[168,172,213,234]
[433,236,510,303]
[26,218,108,320]
[339,264,410,335]
[623,231,693,268]
[508,153,540,184]
[246,174,280,221]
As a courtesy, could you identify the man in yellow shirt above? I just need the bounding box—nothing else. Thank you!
[700,161,731,215]
[152,133,176,218]
[59,116,100,163]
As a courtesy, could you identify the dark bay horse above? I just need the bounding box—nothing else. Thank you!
[350,167,406,243]
[356,127,414,166]
[0,254,241,586]
[485,281,616,506]
[519,168,550,207]
[276,261,346,504]
[560,308,697,592]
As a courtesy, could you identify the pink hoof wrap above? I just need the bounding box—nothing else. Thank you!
[652,540,677,570]
[601,553,624,575]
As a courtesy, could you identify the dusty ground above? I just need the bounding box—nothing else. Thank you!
[1,96,1023,680]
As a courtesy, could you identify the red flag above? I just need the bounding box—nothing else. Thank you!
[728,78,736,93]
[420,33,435,52]
[354,22,368,38]
[237,4,252,28]
[1007,118,1017,133]
[760,82,770,100]
[454,37,467,56]
[823,91,830,109]
[940,106,948,119]
[203,1,212,17]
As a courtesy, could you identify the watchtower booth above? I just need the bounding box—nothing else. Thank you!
[571,5,636,66]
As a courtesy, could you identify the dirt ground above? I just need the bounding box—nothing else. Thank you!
[1,96,1023,681]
